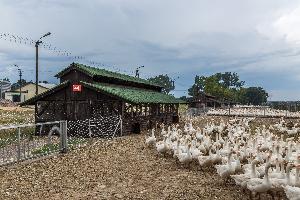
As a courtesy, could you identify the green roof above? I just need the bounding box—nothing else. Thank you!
[81,82,184,104]
[20,80,184,106]
[20,81,69,106]
[55,63,162,88]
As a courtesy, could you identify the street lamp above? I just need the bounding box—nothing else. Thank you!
[135,65,144,78]
[35,32,51,96]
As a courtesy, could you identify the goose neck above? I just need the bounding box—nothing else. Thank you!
[250,160,257,177]
[296,167,299,182]
[286,164,292,185]
[264,166,271,183]
[228,152,233,164]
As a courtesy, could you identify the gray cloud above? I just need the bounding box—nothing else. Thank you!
[1,0,300,100]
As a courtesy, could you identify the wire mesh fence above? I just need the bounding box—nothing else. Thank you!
[0,121,67,166]
[67,115,122,139]
[205,106,300,118]
[0,115,122,167]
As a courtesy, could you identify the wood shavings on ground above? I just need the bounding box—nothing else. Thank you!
[0,116,294,199]
[0,133,250,200]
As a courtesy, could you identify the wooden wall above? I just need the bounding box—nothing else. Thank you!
[35,81,180,136]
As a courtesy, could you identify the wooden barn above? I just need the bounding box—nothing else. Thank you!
[188,92,222,109]
[21,63,183,136]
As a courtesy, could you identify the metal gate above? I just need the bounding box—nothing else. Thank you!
[0,121,67,166]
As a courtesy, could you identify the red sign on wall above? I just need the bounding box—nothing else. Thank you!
[72,84,82,92]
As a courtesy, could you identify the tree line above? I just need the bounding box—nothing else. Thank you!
[148,72,269,105]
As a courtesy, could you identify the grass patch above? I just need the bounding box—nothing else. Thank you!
[31,143,59,155]
[31,137,88,155]
[0,109,34,125]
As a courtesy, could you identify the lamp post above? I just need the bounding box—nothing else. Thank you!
[135,66,144,78]
[35,32,51,96]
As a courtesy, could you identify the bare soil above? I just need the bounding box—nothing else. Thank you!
[0,133,282,200]
[0,116,291,200]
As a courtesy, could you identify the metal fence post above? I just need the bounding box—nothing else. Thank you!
[88,119,92,138]
[120,115,123,136]
[17,127,21,161]
[60,121,68,153]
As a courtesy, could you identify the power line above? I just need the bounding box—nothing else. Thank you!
[0,32,136,75]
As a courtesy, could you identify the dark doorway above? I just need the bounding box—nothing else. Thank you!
[172,115,179,123]
[146,120,153,129]
[12,95,20,102]
[132,123,141,134]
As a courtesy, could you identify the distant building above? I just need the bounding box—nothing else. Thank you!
[4,83,56,103]
[188,92,222,109]
[0,80,11,99]
[187,92,236,115]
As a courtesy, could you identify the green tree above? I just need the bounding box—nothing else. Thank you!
[215,72,244,88]
[188,75,206,97]
[179,96,188,101]
[148,74,174,94]
[243,87,269,105]
[11,79,28,91]
[188,72,267,104]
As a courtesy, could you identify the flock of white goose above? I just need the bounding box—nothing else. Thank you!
[145,117,300,200]
[207,107,300,118]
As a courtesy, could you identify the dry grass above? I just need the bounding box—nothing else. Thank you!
[0,106,34,126]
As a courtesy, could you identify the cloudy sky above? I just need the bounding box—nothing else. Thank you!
[1,0,300,100]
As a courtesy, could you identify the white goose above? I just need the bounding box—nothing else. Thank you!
[156,137,168,155]
[177,143,193,164]
[247,163,272,198]
[231,159,260,188]
[145,129,156,146]
[215,150,236,179]
[198,147,214,167]
[284,185,300,200]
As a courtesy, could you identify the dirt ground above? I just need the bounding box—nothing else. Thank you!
[0,132,284,200]
[0,106,34,112]
[0,115,293,200]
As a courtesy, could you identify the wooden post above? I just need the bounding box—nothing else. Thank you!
[60,121,68,153]
[121,102,124,136]
[17,127,21,161]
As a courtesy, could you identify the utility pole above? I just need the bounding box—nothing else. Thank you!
[35,32,51,96]
[171,76,179,88]
[135,66,144,78]
[0,80,2,100]
[18,69,22,102]
[14,64,23,102]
